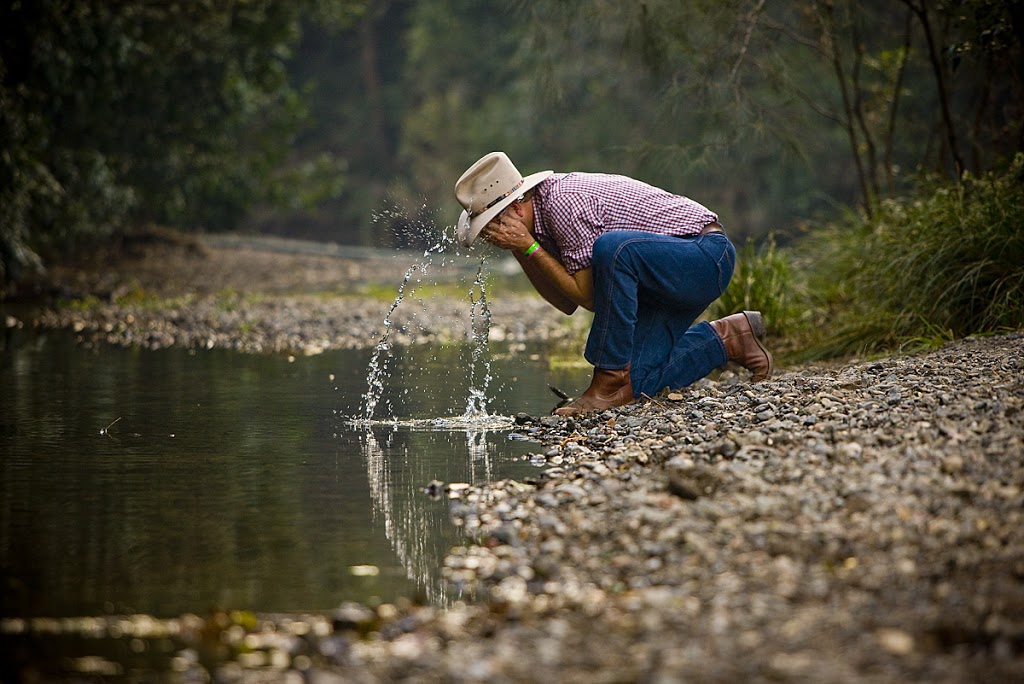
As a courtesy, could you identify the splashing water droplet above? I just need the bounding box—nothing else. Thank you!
[357,211,500,427]
[360,234,455,423]
[464,260,493,419]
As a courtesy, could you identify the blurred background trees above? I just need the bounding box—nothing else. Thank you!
[0,0,363,282]
[3,0,1023,347]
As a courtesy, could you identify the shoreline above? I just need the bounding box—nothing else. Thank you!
[3,236,1023,682]
[5,234,587,356]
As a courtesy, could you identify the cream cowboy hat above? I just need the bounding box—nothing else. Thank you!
[454,152,553,247]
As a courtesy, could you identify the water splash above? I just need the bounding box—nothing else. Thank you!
[358,202,501,426]
[464,261,493,419]
[360,236,453,423]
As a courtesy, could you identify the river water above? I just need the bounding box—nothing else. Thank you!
[0,325,589,618]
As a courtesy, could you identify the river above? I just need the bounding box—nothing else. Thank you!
[0,325,590,618]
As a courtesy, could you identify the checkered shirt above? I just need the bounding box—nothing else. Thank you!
[531,173,718,274]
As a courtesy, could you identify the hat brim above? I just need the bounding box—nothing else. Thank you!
[457,170,553,248]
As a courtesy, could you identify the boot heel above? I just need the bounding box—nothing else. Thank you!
[743,311,766,338]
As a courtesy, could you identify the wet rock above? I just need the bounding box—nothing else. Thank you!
[666,461,724,501]
[490,524,521,547]
[331,603,376,633]
[423,480,446,498]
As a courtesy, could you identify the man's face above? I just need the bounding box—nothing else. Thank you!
[490,196,526,227]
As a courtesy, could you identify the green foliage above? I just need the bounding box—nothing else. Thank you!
[0,0,361,286]
[796,154,1024,358]
[396,0,530,224]
[503,0,1023,239]
[708,233,803,338]
[520,1,860,236]
[4,0,1022,313]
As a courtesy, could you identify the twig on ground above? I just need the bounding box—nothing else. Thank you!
[100,417,121,436]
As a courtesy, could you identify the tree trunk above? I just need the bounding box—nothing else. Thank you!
[360,0,391,162]
[902,0,965,178]
[821,1,874,217]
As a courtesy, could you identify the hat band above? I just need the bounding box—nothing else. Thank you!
[470,178,525,218]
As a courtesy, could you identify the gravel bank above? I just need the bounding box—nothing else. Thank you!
[13,235,581,354]
[4,237,1023,682]
[27,289,579,354]
[424,332,1024,683]
[5,334,1022,682]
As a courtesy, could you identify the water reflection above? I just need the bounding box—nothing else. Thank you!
[362,428,442,603]
[360,422,508,605]
[0,327,588,617]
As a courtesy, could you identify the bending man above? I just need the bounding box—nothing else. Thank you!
[454,151,773,416]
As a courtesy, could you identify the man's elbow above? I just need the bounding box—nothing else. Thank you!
[557,300,579,315]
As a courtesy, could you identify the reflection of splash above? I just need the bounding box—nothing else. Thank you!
[361,424,497,606]
[465,430,492,481]
[360,428,410,594]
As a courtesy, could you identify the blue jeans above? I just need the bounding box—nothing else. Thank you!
[584,230,735,397]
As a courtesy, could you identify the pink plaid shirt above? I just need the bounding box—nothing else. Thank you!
[531,173,718,274]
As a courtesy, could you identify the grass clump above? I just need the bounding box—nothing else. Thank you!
[795,153,1024,359]
[708,232,806,339]
[706,154,1023,362]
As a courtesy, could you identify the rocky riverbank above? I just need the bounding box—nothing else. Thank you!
[7,232,583,354]
[3,236,1023,682]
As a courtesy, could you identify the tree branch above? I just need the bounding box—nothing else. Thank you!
[730,0,768,100]
[821,0,873,216]
[883,8,914,192]
[850,15,880,201]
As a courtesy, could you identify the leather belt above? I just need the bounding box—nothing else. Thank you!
[700,221,724,235]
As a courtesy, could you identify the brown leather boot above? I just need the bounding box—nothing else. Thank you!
[710,311,774,382]
[553,367,633,416]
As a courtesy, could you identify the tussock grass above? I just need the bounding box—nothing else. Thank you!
[705,155,1023,361]
[708,232,805,338]
[794,153,1024,359]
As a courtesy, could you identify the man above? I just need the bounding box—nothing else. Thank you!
[454,151,772,416]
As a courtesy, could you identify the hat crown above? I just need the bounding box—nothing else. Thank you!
[455,152,524,218]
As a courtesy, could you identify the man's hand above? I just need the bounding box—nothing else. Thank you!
[481,212,535,252]
[479,201,591,314]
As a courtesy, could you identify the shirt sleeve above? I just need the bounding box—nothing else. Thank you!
[545,191,604,274]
